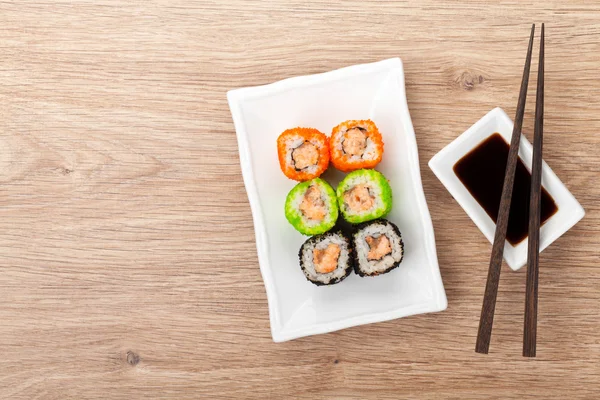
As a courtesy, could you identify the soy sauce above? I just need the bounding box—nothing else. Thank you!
[453,133,558,245]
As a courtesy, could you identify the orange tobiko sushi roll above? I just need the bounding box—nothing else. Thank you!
[277,127,330,181]
[330,119,384,172]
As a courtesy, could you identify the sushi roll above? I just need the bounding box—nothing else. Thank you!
[330,119,384,172]
[353,219,404,277]
[336,169,392,224]
[277,127,330,181]
[285,178,338,235]
[299,230,353,285]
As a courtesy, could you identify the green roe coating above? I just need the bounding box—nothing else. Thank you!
[336,169,393,224]
[285,178,338,235]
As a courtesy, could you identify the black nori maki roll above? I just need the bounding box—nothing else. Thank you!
[353,219,404,277]
[299,230,354,286]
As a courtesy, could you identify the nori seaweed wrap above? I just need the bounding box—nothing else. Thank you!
[353,219,404,277]
[299,230,353,285]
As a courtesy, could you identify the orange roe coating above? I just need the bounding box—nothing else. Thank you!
[277,127,330,181]
[330,119,384,172]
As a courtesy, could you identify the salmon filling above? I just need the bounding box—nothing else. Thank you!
[313,243,341,274]
[343,184,375,212]
[365,235,392,261]
[299,185,326,221]
[292,141,319,170]
[342,127,367,157]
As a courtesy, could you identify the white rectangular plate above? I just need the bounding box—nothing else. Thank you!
[429,107,585,271]
[228,58,447,342]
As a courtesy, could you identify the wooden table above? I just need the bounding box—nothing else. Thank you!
[1,1,599,398]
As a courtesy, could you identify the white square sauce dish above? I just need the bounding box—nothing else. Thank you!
[429,107,585,271]
[228,58,447,342]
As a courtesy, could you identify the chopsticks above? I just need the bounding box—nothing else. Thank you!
[475,24,536,355]
[523,23,545,357]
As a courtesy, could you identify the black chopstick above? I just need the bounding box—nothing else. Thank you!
[475,24,536,354]
[523,23,545,357]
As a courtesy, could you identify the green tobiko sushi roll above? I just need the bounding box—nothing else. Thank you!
[285,178,338,235]
[336,169,392,224]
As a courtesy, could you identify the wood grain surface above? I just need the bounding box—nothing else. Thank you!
[1,1,599,399]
